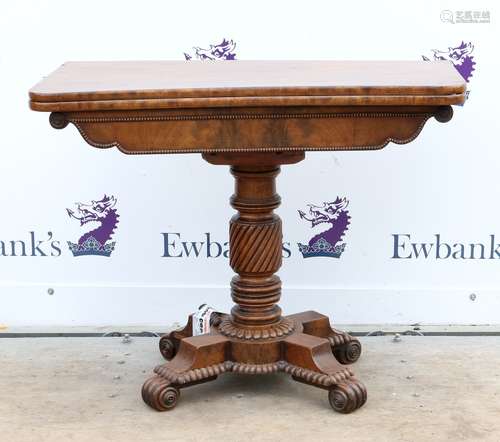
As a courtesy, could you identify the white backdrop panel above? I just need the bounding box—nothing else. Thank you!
[0,0,498,326]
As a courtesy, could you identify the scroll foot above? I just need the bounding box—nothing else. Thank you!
[158,315,193,360]
[142,375,180,411]
[143,333,228,411]
[328,378,367,414]
[331,336,362,365]
[284,332,367,413]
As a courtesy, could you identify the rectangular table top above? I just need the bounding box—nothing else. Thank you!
[30,60,466,111]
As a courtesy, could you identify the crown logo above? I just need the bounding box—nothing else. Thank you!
[67,236,116,257]
[298,238,346,258]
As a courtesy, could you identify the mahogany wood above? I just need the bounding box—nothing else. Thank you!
[29,60,465,414]
[30,60,465,110]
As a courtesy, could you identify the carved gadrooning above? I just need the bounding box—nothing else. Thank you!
[154,362,228,384]
[327,330,356,346]
[218,316,295,340]
[152,359,353,387]
[143,358,361,412]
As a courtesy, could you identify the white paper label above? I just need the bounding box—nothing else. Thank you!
[192,304,215,336]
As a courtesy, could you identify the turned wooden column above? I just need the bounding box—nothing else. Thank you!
[203,152,304,339]
[229,165,283,328]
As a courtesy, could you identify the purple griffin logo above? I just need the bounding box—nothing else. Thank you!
[66,195,119,257]
[422,41,475,102]
[297,197,351,258]
[184,38,237,60]
[422,41,475,82]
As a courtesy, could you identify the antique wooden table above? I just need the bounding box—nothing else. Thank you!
[30,60,465,413]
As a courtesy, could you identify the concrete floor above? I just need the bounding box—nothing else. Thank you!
[1,337,499,442]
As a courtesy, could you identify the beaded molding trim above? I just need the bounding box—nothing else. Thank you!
[67,111,432,123]
[48,109,447,155]
[153,360,354,387]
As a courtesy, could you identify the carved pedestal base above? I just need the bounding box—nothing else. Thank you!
[144,155,366,414]
[143,311,366,414]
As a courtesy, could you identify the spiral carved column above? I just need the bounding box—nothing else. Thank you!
[218,165,294,339]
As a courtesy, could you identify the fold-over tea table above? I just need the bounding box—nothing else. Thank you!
[30,60,465,413]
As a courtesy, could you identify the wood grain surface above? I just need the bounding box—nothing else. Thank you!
[30,60,466,111]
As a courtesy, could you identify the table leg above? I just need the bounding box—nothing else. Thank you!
[142,333,229,411]
[143,153,366,413]
[287,311,362,364]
